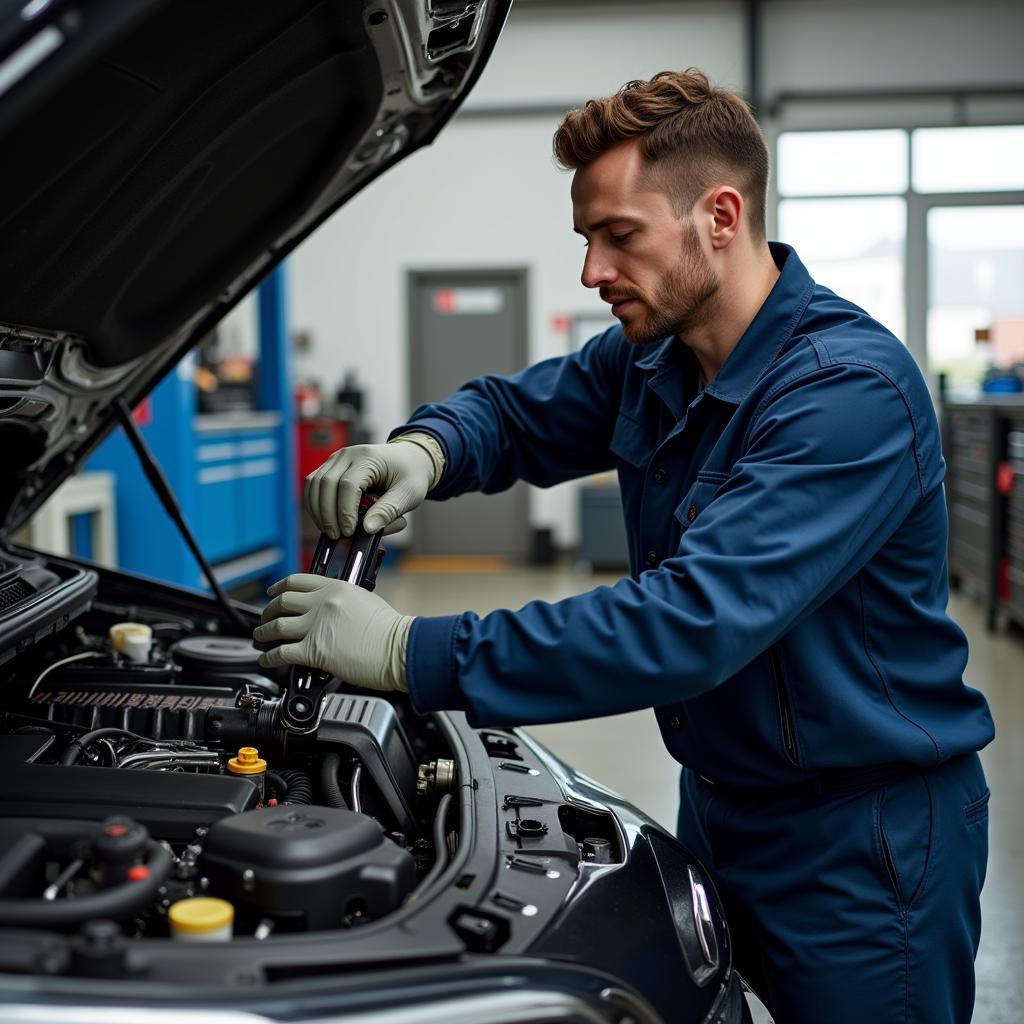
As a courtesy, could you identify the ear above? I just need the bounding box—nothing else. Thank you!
[707,186,742,250]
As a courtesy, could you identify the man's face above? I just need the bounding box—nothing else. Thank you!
[571,140,720,345]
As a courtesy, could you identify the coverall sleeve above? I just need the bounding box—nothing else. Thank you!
[389,327,629,497]
[405,360,928,727]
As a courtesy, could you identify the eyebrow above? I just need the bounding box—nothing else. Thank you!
[573,216,633,236]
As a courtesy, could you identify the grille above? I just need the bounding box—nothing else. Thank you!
[0,578,34,610]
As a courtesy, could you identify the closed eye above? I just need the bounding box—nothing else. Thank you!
[610,232,634,245]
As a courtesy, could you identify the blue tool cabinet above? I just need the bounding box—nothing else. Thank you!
[86,267,297,593]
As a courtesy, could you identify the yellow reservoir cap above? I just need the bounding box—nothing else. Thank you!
[227,746,267,775]
[168,897,234,935]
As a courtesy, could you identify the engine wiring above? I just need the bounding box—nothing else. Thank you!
[58,726,207,768]
[26,650,106,700]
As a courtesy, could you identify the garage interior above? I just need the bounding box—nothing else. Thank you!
[22,1,1023,1021]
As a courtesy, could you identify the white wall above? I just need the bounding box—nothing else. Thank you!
[290,115,593,545]
[763,0,1024,96]
[764,0,1024,130]
[289,2,746,547]
[463,1,746,108]
[286,0,1024,548]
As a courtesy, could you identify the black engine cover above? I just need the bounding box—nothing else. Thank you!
[201,805,416,931]
[31,639,277,741]
[0,735,257,841]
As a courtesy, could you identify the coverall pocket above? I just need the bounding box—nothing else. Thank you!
[964,788,990,829]
[609,413,651,469]
[674,479,723,530]
[875,774,932,913]
[768,646,799,766]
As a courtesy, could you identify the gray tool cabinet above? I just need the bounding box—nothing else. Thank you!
[942,398,1024,631]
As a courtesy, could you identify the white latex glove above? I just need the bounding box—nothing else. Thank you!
[253,575,414,692]
[304,434,444,539]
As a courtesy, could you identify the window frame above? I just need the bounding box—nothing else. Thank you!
[769,123,1024,374]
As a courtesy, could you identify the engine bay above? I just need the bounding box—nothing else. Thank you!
[0,567,463,952]
[0,545,711,1024]
[0,548,635,998]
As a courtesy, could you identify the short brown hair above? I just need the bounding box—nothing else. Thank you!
[553,69,769,239]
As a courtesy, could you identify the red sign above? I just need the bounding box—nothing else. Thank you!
[433,287,504,315]
[132,398,152,427]
[433,289,457,314]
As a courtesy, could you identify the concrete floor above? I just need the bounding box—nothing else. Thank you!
[377,562,1023,1023]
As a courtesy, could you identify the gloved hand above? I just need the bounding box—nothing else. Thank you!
[253,575,414,692]
[304,434,445,539]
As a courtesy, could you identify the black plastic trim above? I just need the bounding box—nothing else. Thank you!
[0,547,96,667]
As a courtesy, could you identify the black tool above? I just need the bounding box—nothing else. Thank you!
[277,494,386,735]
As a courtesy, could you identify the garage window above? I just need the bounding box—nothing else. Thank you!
[777,125,1024,392]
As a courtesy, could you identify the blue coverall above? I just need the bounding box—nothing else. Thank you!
[392,244,995,1023]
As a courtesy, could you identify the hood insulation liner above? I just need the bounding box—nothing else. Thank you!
[0,0,381,368]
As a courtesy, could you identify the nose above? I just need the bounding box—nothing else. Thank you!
[581,246,617,290]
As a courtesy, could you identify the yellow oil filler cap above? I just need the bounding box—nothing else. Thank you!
[168,897,234,941]
[227,747,267,775]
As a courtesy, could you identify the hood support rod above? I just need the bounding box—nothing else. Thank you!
[113,397,252,636]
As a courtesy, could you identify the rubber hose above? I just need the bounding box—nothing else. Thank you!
[320,752,349,809]
[432,793,453,871]
[409,793,453,901]
[59,728,145,766]
[278,769,313,805]
[0,840,172,929]
[266,770,289,801]
[0,819,104,858]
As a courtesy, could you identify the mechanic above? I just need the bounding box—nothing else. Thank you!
[254,69,995,1024]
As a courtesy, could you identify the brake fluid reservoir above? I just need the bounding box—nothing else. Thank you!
[169,897,234,942]
[109,622,153,663]
[227,746,267,804]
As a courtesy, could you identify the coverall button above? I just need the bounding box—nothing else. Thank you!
[669,715,681,729]
[687,504,698,523]
[646,550,658,565]
[652,468,667,484]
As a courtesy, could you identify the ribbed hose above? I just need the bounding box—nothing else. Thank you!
[0,840,172,929]
[320,752,349,810]
[276,769,313,804]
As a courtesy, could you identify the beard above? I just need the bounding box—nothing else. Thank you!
[610,222,721,346]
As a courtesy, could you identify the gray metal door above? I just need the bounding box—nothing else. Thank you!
[408,269,530,559]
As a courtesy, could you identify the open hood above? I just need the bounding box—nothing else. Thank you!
[0,0,510,533]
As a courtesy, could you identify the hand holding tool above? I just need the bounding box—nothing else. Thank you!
[270,495,388,734]
[303,436,444,540]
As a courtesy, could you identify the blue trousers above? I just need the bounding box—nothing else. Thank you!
[676,753,989,1024]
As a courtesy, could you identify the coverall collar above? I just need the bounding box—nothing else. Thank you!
[635,242,815,406]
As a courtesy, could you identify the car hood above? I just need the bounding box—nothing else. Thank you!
[0,0,509,534]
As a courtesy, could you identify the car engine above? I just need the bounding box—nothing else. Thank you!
[0,592,458,944]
